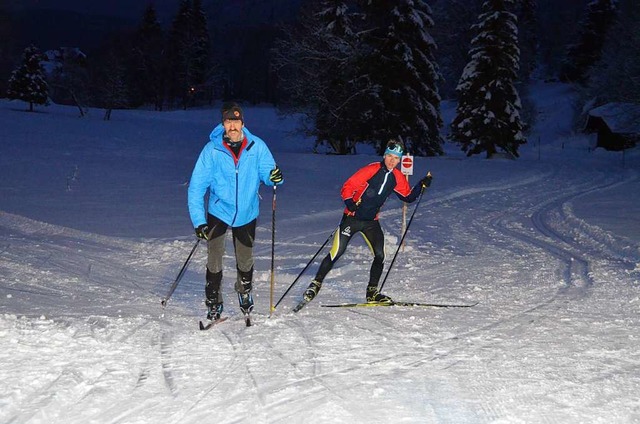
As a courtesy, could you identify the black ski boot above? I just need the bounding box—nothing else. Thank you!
[237,291,254,314]
[205,269,224,319]
[236,268,254,315]
[303,279,322,302]
[293,279,322,313]
[366,286,393,303]
[206,300,224,320]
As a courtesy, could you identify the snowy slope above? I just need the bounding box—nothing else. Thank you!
[1,82,639,424]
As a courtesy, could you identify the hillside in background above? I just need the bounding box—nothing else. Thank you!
[1,81,639,423]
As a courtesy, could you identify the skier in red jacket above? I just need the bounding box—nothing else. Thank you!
[299,139,432,305]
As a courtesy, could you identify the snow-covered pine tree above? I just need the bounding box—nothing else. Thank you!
[272,0,362,154]
[7,45,49,111]
[431,0,484,99]
[450,0,526,158]
[359,0,443,156]
[313,1,362,154]
[560,0,617,84]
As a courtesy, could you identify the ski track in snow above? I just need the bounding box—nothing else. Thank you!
[3,80,640,423]
[2,158,640,423]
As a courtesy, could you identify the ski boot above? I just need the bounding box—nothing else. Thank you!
[303,279,323,302]
[237,291,254,315]
[206,300,224,320]
[205,270,223,319]
[236,269,254,315]
[293,279,322,313]
[237,291,254,327]
[366,286,393,303]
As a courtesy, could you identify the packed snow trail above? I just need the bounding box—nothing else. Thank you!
[2,155,640,423]
[2,85,640,423]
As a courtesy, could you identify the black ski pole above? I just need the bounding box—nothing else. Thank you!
[161,238,202,308]
[269,185,277,316]
[273,226,338,310]
[379,183,427,292]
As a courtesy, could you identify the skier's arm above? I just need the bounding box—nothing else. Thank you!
[341,163,378,202]
[396,173,432,203]
[187,144,215,227]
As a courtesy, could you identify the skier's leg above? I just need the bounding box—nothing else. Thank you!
[362,222,391,302]
[205,215,228,317]
[232,219,256,313]
[304,216,354,301]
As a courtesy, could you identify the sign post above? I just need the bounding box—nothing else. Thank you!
[400,154,413,251]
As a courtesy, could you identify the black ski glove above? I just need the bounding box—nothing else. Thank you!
[269,167,283,184]
[345,198,359,212]
[420,173,432,188]
[195,224,210,240]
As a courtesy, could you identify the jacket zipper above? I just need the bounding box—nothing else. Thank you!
[377,169,392,195]
[231,167,239,225]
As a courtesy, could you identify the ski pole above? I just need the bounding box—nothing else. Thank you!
[273,226,338,310]
[161,238,202,308]
[379,179,428,292]
[269,185,277,316]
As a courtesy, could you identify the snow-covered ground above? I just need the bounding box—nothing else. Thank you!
[1,81,639,424]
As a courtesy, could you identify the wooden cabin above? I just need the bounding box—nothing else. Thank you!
[585,103,640,151]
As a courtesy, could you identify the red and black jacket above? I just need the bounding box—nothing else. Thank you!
[341,161,419,221]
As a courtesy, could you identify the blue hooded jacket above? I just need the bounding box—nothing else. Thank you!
[188,124,278,228]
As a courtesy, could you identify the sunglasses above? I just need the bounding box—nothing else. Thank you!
[385,143,404,156]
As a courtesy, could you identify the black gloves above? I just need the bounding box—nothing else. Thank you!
[269,167,283,184]
[195,224,210,240]
[420,173,432,188]
[345,198,359,212]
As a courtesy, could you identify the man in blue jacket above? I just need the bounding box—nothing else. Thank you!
[188,102,283,321]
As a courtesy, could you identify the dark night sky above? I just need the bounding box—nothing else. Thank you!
[10,0,301,52]
[13,0,181,20]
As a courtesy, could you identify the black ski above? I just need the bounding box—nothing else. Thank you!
[243,313,252,327]
[199,316,229,330]
[321,301,478,308]
[292,298,309,313]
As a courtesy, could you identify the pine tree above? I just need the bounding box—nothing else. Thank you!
[431,0,484,98]
[586,0,640,104]
[100,52,128,121]
[191,0,211,89]
[0,0,16,96]
[517,0,538,82]
[274,0,443,156]
[130,4,165,110]
[6,45,49,111]
[359,0,443,156]
[450,0,526,158]
[313,1,362,154]
[273,0,362,154]
[560,0,617,83]
[47,47,89,116]
[167,0,190,109]
[166,0,211,109]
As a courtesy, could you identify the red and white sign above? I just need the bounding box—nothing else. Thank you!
[401,154,413,175]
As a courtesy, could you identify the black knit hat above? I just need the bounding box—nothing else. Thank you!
[221,102,243,122]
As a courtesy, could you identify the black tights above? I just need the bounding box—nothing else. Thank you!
[314,215,385,287]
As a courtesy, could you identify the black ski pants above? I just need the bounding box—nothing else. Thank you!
[314,214,385,288]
